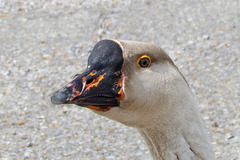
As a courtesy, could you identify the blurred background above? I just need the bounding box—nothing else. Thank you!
[0,0,239,159]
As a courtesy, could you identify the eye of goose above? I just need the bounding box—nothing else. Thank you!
[137,55,151,68]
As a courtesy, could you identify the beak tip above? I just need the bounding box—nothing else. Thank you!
[50,90,69,104]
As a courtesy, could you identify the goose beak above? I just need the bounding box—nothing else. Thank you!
[51,69,124,112]
[51,39,124,112]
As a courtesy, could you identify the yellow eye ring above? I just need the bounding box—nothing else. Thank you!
[137,55,151,68]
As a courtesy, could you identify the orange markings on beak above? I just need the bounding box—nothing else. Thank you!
[85,73,106,91]
[87,105,112,112]
[89,70,97,76]
[69,82,81,101]
[117,71,125,101]
[81,70,98,92]
[67,83,74,87]
[70,71,107,102]
[72,72,83,81]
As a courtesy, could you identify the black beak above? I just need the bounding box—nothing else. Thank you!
[51,39,124,111]
[51,69,123,108]
[51,84,73,104]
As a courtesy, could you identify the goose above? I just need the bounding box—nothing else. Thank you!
[51,39,215,160]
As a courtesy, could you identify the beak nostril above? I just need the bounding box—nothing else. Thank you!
[86,78,94,85]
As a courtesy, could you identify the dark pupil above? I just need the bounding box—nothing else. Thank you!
[139,58,149,67]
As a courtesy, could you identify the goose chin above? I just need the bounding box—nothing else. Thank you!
[73,96,119,106]
[73,96,120,112]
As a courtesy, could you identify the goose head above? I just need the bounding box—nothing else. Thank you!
[51,39,215,159]
[51,39,190,128]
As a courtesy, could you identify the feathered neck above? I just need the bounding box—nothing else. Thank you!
[137,88,215,160]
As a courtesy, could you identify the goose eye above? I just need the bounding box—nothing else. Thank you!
[137,55,151,68]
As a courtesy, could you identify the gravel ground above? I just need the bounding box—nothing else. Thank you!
[0,0,239,159]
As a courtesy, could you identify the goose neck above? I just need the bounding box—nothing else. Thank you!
[138,117,215,160]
